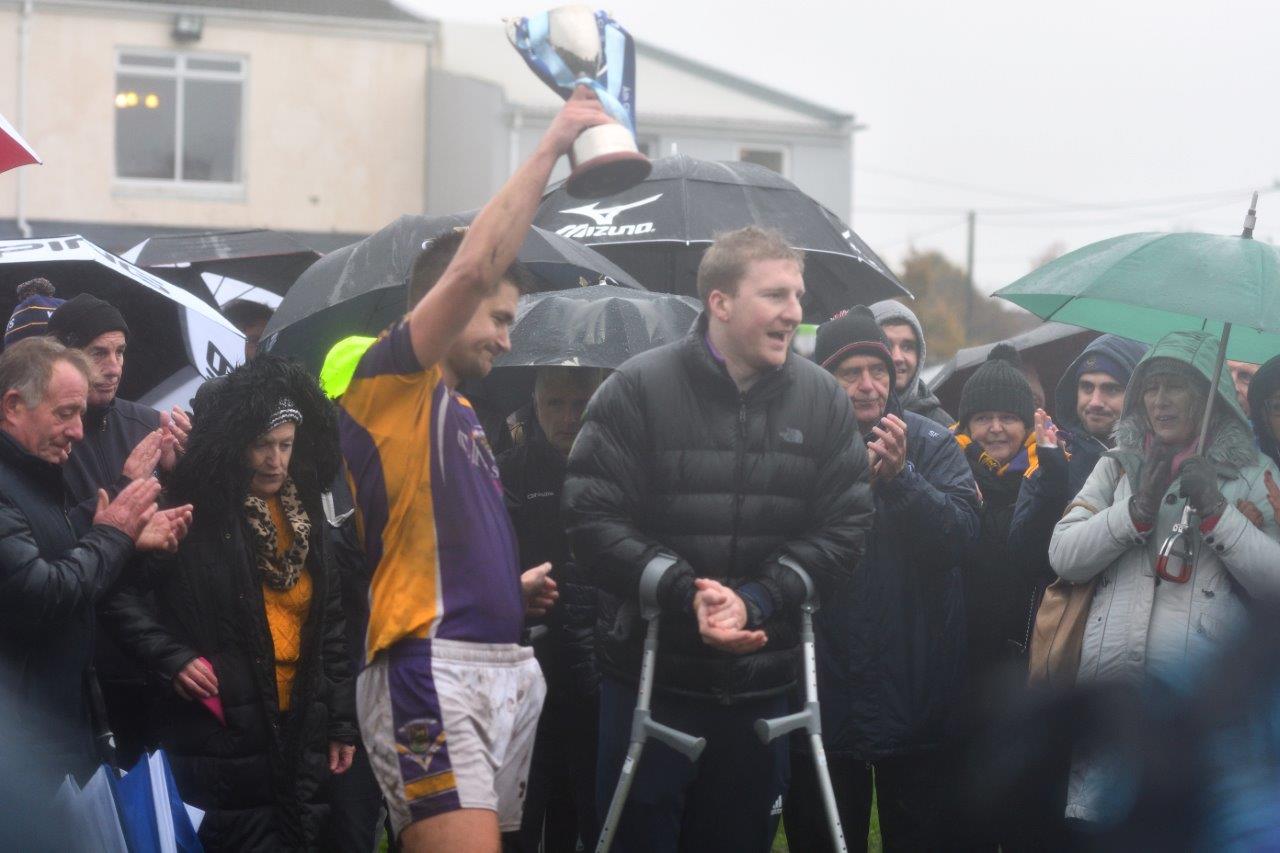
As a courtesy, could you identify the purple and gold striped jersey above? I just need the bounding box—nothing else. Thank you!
[337,320,524,663]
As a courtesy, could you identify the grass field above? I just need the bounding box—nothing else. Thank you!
[771,789,881,852]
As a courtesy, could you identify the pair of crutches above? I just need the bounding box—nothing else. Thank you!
[596,555,847,853]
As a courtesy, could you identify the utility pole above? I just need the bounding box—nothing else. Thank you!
[964,209,976,341]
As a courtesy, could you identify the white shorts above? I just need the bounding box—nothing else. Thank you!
[357,638,546,834]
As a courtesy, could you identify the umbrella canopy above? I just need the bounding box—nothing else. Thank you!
[994,230,1280,363]
[496,283,700,370]
[926,322,1099,419]
[0,236,243,411]
[478,284,701,432]
[261,213,644,375]
[533,154,909,319]
[127,229,322,300]
[0,111,40,174]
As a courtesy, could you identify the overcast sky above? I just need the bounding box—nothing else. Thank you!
[404,0,1279,295]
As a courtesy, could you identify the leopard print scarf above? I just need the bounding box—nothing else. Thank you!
[243,479,311,591]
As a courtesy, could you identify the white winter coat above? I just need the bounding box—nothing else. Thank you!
[1049,411,1280,822]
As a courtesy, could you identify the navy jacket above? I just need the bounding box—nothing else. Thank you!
[815,411,979,759]
[1008,335,1146,596]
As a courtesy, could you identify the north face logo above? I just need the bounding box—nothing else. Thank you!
[556,193,662,240]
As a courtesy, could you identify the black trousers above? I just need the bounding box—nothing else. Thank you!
[517,694,600,853]
[596,677,789,853]
[784,749,950,852]
[322,743,384,853]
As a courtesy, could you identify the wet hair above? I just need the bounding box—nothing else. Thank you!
[407,228,535,308]
[533,366,607,399]
[695,226,804,305]
[0,336,90,407]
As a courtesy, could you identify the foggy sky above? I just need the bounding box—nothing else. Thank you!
[404,0,1280,296]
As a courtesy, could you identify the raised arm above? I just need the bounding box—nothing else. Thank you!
[408,88,614,369]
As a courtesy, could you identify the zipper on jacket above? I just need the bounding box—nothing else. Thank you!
[728,397,748,575]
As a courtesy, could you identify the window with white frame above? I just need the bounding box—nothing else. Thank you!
[115,51,245,184]
[738,145,787,176]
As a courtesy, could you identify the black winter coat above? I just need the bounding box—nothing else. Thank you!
[0,431,134,784]
[815,411,979,759]
[563,319,873,703]
[104,506,356,852]
[63,398,159,528]
[500,436,598,699]
[963,443,1040,674]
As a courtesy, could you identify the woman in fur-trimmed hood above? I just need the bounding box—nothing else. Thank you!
[105,355,356,852]
[1048,330,1280,825]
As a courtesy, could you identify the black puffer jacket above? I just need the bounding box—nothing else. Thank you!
[0,430,135,785]
[563,318,873,703]
[500,434,598,699]
[103,357,356,851]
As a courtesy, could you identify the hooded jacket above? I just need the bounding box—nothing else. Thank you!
[1049,331,1280,822]
[563,315,873,704]
[1007,335,1147,622]
[813,395,979,759]
[870,299,953,427]
[104,357,356,851]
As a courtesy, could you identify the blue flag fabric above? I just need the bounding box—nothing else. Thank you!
[508,9,638,135]
[107,755,162,853]
[155,751,203,852]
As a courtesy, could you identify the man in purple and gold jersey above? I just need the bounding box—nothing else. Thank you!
[331,89,613,853]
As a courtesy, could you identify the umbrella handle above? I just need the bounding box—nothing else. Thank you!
[1156,508,1196,584]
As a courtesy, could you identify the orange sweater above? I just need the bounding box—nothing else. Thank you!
[261,497,312,711]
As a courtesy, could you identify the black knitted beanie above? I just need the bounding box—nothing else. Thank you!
[812,305,894,379]
[958,342,1034,430]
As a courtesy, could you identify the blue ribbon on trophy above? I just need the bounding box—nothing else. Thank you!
[506,6,651,198]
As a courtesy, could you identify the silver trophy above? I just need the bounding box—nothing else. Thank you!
[508,5,651,198]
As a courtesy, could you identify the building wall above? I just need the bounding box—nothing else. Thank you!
[0,5,433,235]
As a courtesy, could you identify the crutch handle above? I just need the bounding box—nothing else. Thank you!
[777,557,818,613]
[754,708,813,744]
[647,718,707,761]
[639,553,679,620]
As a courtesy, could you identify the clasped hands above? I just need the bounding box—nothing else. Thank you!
[692,579,767,655]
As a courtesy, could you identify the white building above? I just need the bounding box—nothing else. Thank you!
[0,2,858,253]
[429,21,858,223]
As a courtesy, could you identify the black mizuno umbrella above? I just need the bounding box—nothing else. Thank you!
[534,154,909,320]
[127,229,322,303]
[260,213,644,375]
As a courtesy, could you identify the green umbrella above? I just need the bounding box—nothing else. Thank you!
[994,203,1280,364]
[994,195,1274,582]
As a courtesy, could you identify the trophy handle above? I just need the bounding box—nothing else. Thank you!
[566,124,652,199]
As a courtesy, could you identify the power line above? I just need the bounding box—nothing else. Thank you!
[858,183,1279,218]
[855,165,1074,206]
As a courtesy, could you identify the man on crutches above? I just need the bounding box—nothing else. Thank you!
[564,227,874,853]
[784,307,981,851]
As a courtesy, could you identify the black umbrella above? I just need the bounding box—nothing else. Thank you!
[128,229,322,301]
[477,283,701,441]
[0,235,244,410]
[927,322,1100,418]
[261,213,644,375]
[498,283,699,369]
[534,154,909,320]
